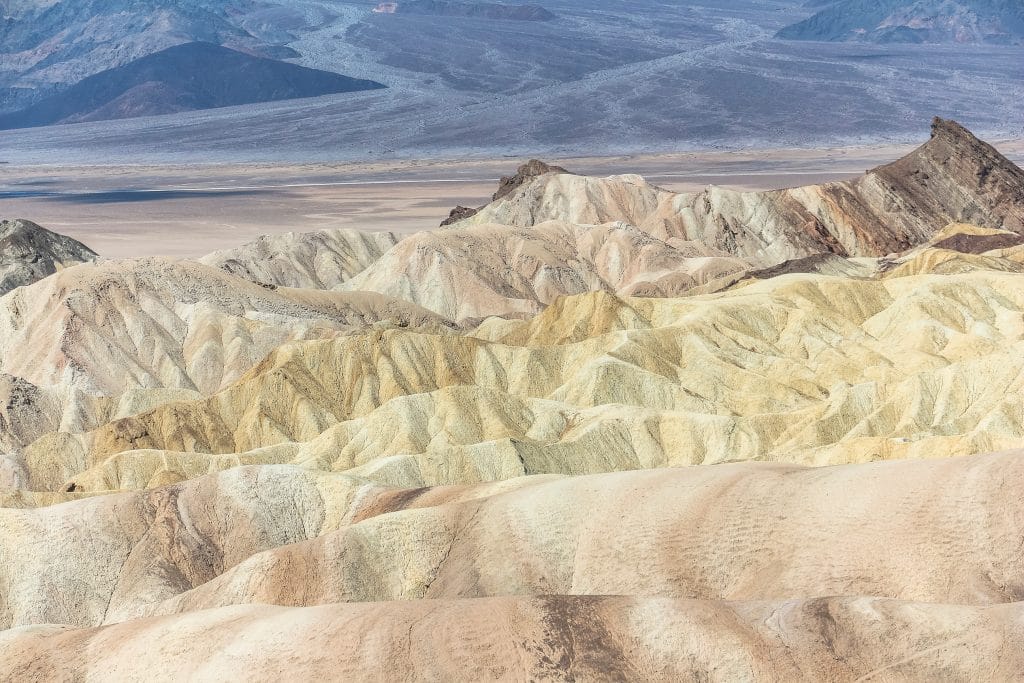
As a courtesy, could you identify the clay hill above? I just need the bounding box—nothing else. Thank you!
[3,118,1024,678]
[0,42,385,130]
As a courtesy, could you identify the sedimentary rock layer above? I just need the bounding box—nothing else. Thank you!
[2,119,1024,679]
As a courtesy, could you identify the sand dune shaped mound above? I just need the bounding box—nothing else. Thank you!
[2,596,1022,681]
[116,451,1024,620]
[2,451,1023,635]
[0,464,538,629]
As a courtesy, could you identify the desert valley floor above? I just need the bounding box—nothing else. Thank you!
[2,119,1024,679]
[5,138,1022,257]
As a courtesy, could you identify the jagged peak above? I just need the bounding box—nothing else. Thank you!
[930,116,971,141]
[493,158,572,201]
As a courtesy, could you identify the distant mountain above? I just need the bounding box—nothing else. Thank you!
[0,0,282,114]
[0,42,385,130]
[777,0,1024,44]
[384,1,556,21]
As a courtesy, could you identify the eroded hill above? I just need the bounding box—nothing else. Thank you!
[3,119,1024,678]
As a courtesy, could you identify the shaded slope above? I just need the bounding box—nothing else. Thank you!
[0,42,385,130]
[0,219,96,294]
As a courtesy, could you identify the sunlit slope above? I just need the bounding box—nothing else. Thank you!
[3,452,1024,634]
[6,595,1024,680]
[20,248,1024,493]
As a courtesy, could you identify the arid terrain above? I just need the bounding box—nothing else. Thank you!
[4,138,1023,257]
[2,118,1024,679]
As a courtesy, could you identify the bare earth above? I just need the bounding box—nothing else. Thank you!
[4,122,1024,678]
[4,140,1021,257]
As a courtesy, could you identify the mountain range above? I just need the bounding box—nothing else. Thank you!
[1,1,1021,158]
[0,42,384,129]
[2,119,1024,675]
[778,0,1024,44]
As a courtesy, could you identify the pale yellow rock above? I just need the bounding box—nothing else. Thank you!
[0,257,455,457]
[25,266,1024,492]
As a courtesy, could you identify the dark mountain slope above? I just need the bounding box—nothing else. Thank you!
[0,42,385,130]
[0,219,97,294]
[778,0,1024,44]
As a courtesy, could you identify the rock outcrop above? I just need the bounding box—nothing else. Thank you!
[438,158,569,227]
[0,219,96,294]
[492,158,571,201]
[457,119,1024,265]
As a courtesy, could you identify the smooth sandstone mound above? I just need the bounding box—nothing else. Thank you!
[124,451,1024,620]
[2,451,1022,633]
[0,464,538,628]
[3,597,1023,681]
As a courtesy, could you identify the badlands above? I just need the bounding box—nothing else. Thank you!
[1,118,1024,679]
